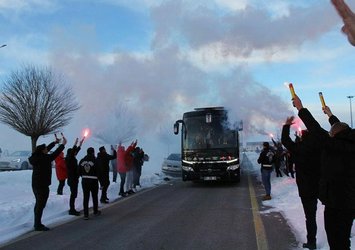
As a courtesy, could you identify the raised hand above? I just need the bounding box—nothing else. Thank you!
[54,134,60,144]
[285,116,295,126]
[331,0,355,46]
[62,135,67,146]
[322,105,333,117]
[79,137,85,147]
[292,95,304,111]
[74,138,79,146]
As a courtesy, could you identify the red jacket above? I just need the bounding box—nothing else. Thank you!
[117,145,127,173]
[124,142,137,171]
[55,152,67,181]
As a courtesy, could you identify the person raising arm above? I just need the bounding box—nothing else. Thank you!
[331,0,355,46]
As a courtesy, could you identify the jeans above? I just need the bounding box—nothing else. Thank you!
[68,182,78,211]
[119,172,126,194]
[261,168,273,195]
[125,170,134,191]
[57,180,65,194]
[111,160,117,182]
[82,179,99,217]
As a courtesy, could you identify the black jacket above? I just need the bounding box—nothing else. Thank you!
[96,150,116,185]
[257,147,274,170]
[281,124,322,198]
[132,148,145,168]
[65,145,81,185]
[29,142,65,189]
[299,108,355,209]
[79,154,98,180]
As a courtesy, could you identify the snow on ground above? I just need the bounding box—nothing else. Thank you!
[0,169,164,245]
[0,152,353,249]
[246,152,354,250]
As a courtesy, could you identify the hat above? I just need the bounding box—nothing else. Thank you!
[36,144,46,152]
[329,122,350,137]
[99,146,106,152]
[87,147,95,155]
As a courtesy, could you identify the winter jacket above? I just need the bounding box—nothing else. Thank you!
[257,147,274,170]
[79,154,98,180]
[132,148,145,169]
[55,152,67,181]
[299,108,355,209]
[65,146,81,186]
[97,150,117,186]
[125,142,137,171]
[281,124,322,198]
[117,145,126,173]
[29,142,65,189]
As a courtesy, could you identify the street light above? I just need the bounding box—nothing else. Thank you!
[0,44,6,48]
[347,95,354,128]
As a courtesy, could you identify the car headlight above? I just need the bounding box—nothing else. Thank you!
[227,164,240,171]
[182,166,194,172]
[12,159,21,163]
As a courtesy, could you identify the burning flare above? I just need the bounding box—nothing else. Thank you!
[83,128,90,138]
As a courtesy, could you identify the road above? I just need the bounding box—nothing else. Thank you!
[1,154,298,250]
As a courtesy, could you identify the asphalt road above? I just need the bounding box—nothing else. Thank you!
[1,154,298,250]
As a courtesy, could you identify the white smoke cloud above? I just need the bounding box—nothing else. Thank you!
[40,0,339,152]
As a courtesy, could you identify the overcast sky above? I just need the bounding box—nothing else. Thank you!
[0,0,355,154]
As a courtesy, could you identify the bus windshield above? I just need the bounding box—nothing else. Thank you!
[183,115,237,150]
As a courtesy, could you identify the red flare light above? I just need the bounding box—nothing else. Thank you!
[83,128,90,138]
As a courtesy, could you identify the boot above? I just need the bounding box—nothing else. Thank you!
[303,241,316,249]
[262,195,272,201]
[69,210,81,216]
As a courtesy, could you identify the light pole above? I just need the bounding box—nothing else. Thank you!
[347,96,354,128]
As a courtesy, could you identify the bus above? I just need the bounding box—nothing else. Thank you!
[174,107,241,182]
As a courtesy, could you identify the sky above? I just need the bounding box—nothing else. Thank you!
[0,0,355,158]
[0,152,353,249]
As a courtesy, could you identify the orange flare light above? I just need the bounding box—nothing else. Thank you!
[319,92,326,108]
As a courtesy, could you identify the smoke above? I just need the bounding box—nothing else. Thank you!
[92,103,138,145]
[44,0,337,160]
[150,1,338,56]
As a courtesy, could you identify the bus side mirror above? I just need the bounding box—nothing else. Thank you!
[174,122,179,135]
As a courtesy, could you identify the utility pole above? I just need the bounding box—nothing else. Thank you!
[347,96,354,128]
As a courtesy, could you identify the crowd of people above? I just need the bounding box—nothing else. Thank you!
[257,2,355,249]
[258,101,354,250]
[257,97,354,250]
[29,135,147,228]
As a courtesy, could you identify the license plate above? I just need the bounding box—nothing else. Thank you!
[203,176,217,180]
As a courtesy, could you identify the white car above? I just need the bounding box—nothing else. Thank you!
[161,153,182,177]
[0,150,32,170]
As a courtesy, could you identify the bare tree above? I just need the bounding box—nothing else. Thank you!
[94,102,137,146]
[0,64,80,152]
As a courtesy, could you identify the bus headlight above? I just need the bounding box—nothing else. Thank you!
[227,164,240,171]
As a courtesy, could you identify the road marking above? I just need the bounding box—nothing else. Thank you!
[248,174,269,250]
